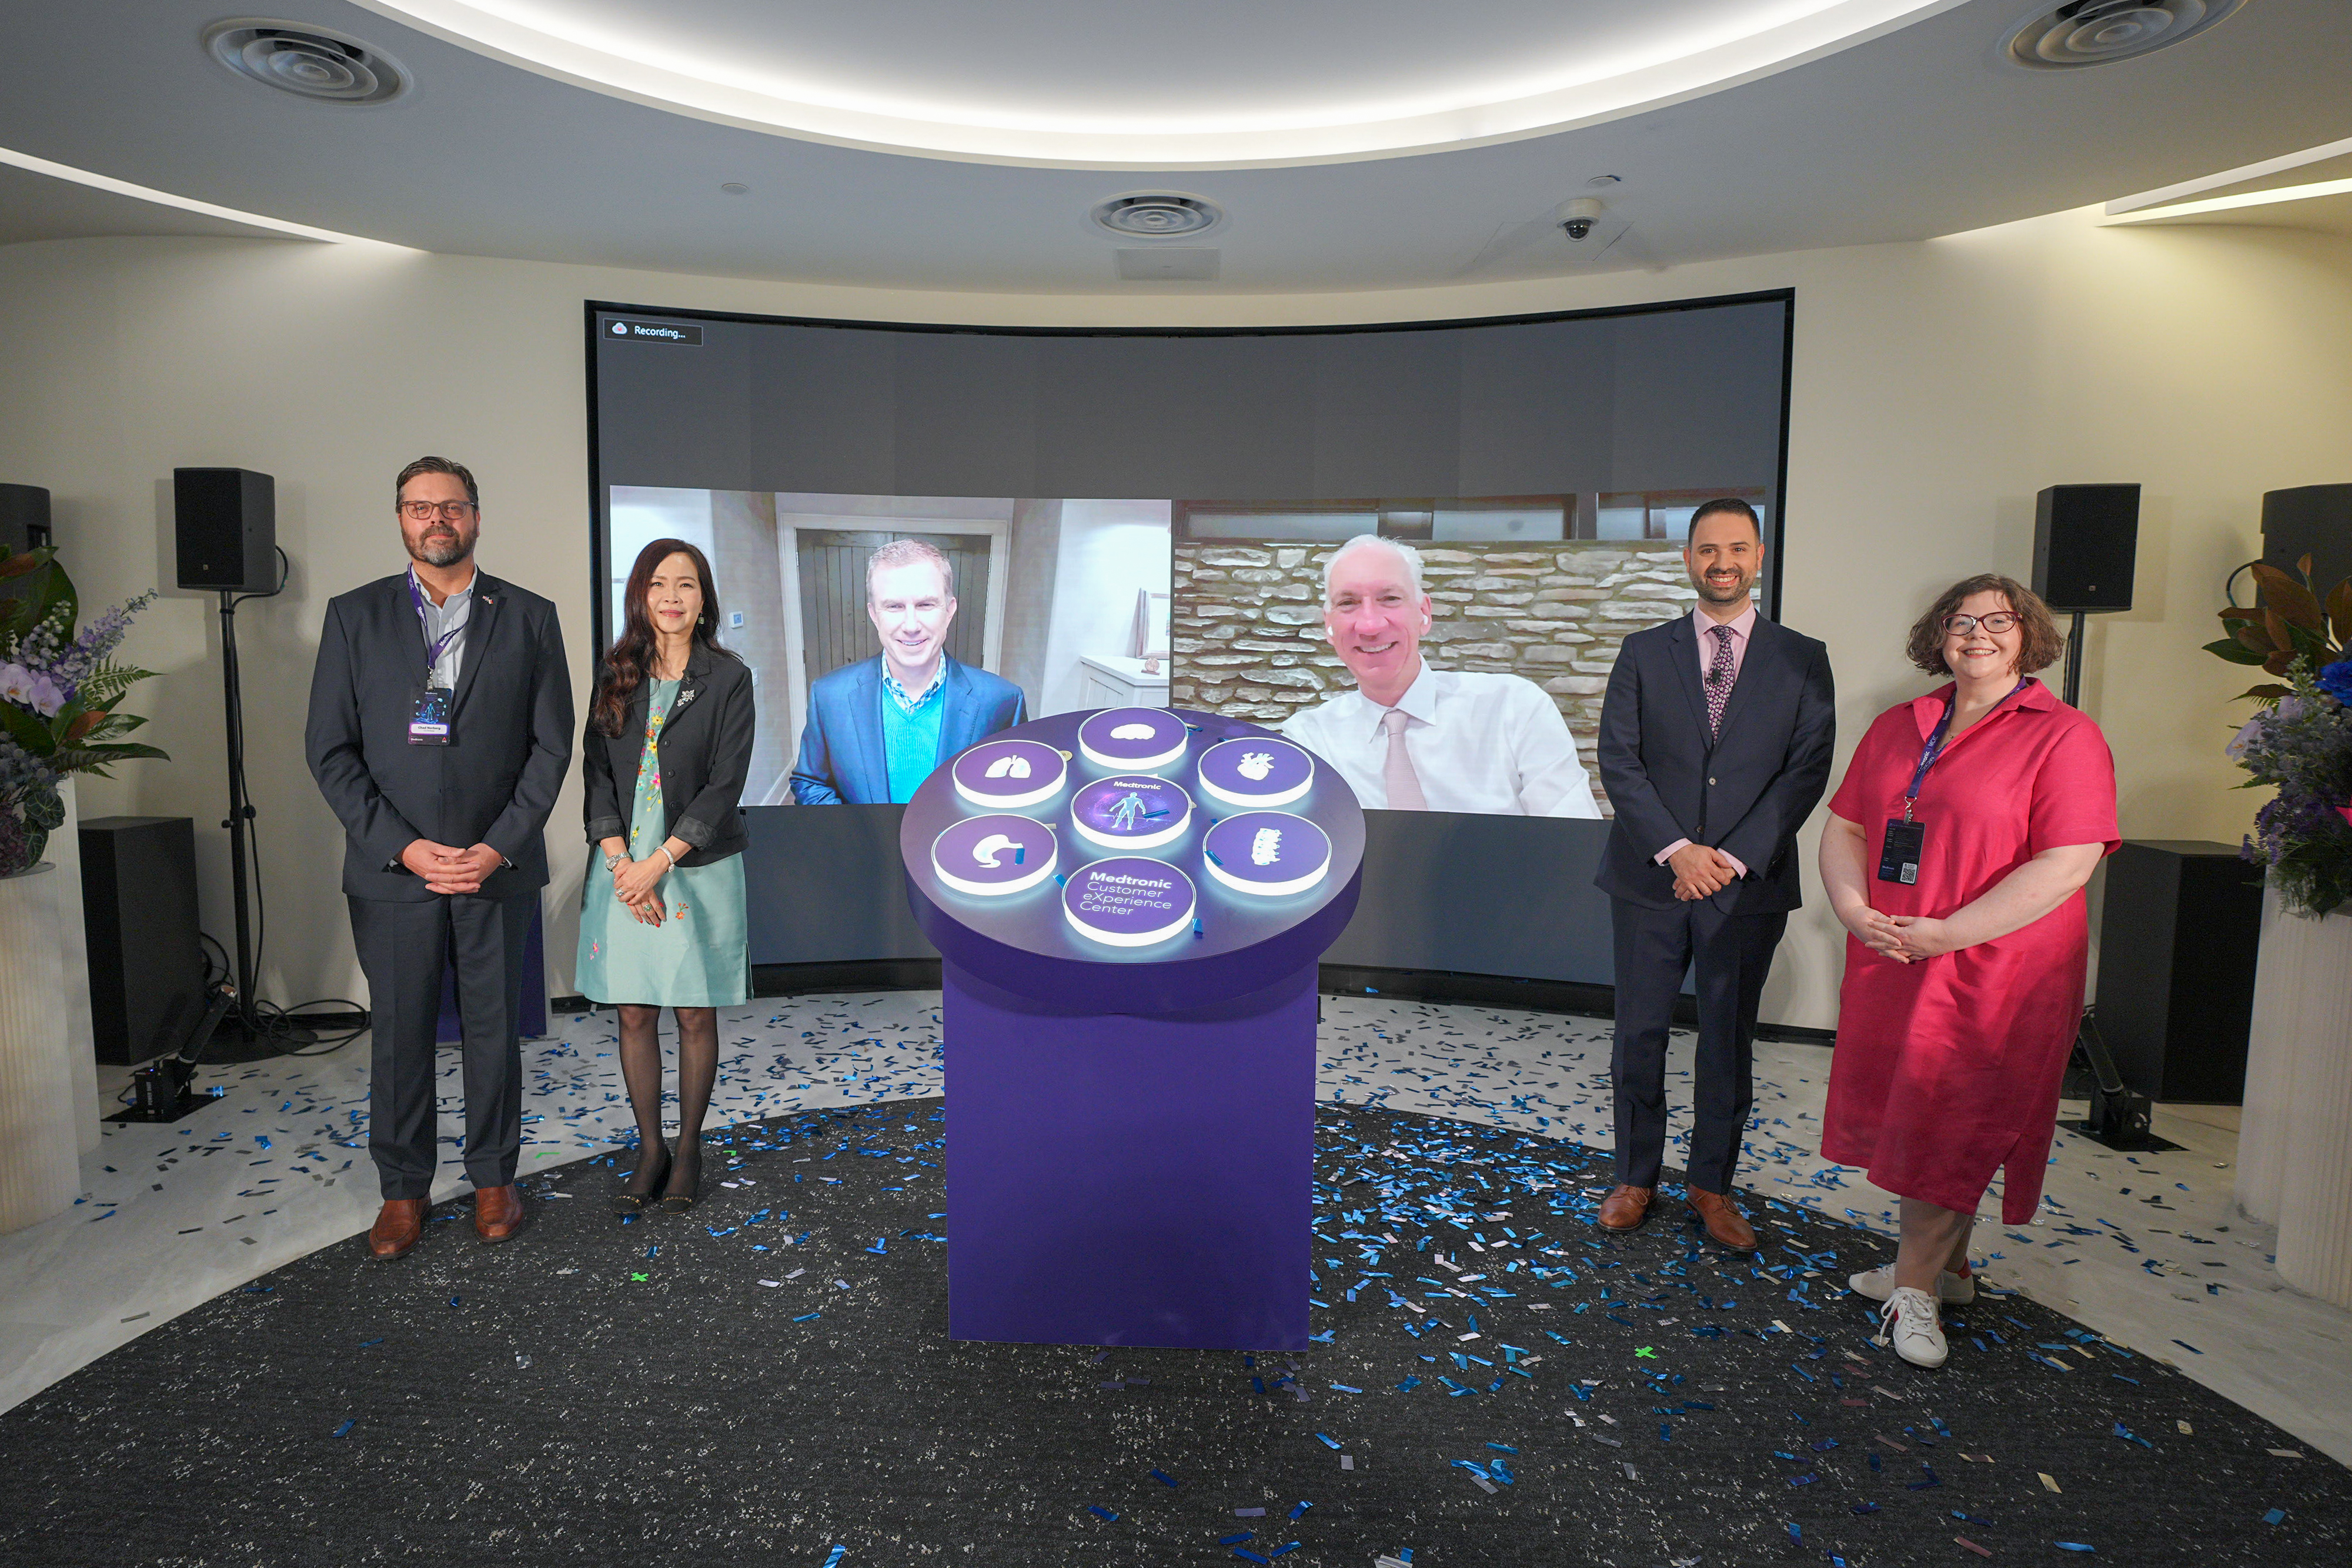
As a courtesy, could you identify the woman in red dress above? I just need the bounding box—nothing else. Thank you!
[1817,574,2117,1369]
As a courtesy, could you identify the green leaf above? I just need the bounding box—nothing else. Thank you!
[2204,637,2269,667]
[0,701,56,757]
[2328,579,2352,647]
[2236,684,2293,703]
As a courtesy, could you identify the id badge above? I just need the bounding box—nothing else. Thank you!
[1877,818,1925,885]
[408,686,453,745]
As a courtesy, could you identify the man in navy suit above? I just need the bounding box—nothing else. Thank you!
[790,538,1026,804]
[1593,499,1835,1253]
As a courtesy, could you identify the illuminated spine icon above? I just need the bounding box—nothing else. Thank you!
[1251,827,1282,865]
[1108,791,1148,832]
[1237,751,1275,782]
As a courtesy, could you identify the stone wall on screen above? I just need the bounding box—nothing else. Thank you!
[1171,540,1701,815]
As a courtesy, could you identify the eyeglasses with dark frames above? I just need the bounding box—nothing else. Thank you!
[398,500,477,522]
[1942,611,2020,636]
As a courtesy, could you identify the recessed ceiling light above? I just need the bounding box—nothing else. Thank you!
[1093,195,1222,239]
[2003,0,2247,71]
[1586,174,1623,187]
[720,182,751,195]
[203,19,408,105]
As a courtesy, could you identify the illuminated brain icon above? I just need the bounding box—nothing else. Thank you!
[1109,722,1158,740]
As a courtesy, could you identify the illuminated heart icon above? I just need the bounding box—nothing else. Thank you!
[1237,751,1274,781]
[970,833,1019,868]
[1110,722,1157,740]
[983,754,1032,780]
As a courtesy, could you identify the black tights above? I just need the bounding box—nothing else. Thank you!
[616,1004,718,1199]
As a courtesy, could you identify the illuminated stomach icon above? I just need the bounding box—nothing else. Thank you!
[971,833,1020,868]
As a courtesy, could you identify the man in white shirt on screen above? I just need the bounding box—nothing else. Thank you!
[1282,534,1602,817]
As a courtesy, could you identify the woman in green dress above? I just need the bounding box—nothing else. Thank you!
[578,539,756,1214]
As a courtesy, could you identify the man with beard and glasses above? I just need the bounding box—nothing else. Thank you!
[1592,498,1834,1254]
[305,456,573,1260]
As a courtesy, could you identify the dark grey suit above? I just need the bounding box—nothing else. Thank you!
[1595,612,1834,1193]
[305,569,572,1199]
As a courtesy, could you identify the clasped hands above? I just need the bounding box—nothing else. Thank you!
[1836,904,1957,963]
[399,839,503,895]
[1666,842,1742,902]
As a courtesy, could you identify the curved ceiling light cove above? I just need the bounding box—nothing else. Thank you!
[349,0,1970,169]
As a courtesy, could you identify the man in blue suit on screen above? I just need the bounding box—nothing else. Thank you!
[790,537,1026,804]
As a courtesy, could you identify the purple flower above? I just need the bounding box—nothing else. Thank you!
[0,663,31,707]
[26,674,64,717]
[2225,714,2266,763]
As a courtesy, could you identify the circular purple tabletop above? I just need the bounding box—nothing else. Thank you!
[900,707,1364,1015]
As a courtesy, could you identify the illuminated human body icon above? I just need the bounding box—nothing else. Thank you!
[1108,791,1149,833]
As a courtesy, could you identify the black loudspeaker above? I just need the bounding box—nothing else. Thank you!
[2033,483,2139,613]
[0,483,50,553]
[173,467,275,591]
[79,815,206,1066]
[2093,840,2261,1104]
[2260,483,2352,594]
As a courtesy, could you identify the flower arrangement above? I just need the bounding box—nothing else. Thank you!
[0,545,167,876]
[2207,555,2352,918]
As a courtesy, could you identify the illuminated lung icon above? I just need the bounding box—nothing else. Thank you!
[983,754,1033,780]
[1251,827,1282,865]
[1110,722,1157,740]
[1108,791,1148,832]
[1237,751,1275,782]
[970,833,1019,868]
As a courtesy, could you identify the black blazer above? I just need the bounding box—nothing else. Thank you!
[1593,613,1835,915]
[581,645,755,865]
[305,570,573,902]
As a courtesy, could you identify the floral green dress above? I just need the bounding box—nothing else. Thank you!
[574,679,749,1007]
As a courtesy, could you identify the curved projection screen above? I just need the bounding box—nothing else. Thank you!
[587,295,1792,985]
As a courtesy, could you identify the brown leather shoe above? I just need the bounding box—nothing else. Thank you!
[368,1198,425,1260]
[473,1183,524,1243]
[1596,1185,1653,1231]
[1686,1187,1758,1252]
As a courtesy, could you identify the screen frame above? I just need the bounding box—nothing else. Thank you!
[580,289,1798,660]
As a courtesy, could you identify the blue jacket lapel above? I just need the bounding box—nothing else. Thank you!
[844,658,888,802]
[1664,615,1713,742]
[1708,616,1780,746]
[449,570,500,718]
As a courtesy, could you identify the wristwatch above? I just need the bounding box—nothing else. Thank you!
[604,852,626,873]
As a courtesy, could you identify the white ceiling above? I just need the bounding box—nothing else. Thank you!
[2,0,2348,293]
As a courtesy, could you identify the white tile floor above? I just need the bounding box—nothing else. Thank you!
[4,992,2346,1467]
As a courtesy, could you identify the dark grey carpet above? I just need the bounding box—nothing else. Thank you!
[2,1101,2346,1567]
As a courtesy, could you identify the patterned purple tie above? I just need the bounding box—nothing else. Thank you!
[1705,623,1736,738]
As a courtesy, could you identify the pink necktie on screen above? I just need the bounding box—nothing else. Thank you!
[1379,706,1428,810]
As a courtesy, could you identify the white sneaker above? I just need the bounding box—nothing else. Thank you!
[1848,1264,1975,1305]
[1874,1286,1949,1369]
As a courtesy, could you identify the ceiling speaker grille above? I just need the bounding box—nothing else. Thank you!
[2003,0,2247,69]
[204,19,409,105]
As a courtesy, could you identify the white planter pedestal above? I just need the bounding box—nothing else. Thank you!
[52,778,99,1154]
[0,862,81,1233]
[2237,883,2352,1308]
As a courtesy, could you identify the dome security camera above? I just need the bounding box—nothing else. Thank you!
[1556,196,1605,241]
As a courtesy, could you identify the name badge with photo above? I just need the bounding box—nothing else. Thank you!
[409,686,453,745]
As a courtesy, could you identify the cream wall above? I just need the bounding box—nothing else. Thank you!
[2,208,2346,1029]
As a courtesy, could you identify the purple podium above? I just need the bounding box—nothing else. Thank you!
[901,707,1363,1351]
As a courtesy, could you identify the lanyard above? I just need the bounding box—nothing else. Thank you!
[406,569,468,688]
[1903,679,2025,821]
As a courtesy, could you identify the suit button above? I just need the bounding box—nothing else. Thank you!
[1707,777,1716,787]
